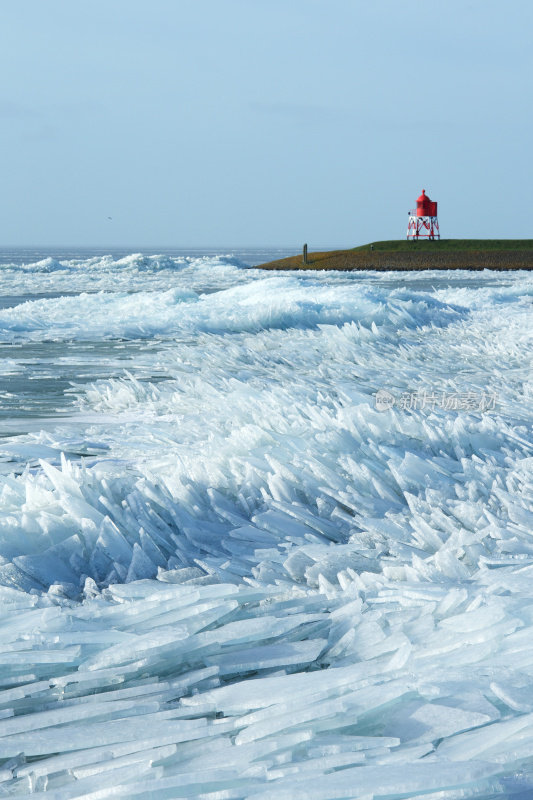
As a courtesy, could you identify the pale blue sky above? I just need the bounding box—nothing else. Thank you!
[1,0,531,246]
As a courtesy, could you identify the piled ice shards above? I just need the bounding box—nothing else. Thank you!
[0,256,532,797]
[2,571,533,797]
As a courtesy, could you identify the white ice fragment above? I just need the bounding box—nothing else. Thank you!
[0,713,211,758]
[126,542,157,582]
[207,639,326,675]
[248,760,499,799]
[383,701,492,743]
[436,712,533,761]
[490,681,533,712]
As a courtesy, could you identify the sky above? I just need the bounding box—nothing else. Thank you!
[1,0,532,247]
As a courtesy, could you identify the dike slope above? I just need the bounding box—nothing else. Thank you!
[257,240,533,271]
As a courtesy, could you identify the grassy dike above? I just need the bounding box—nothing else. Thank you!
[257,240,533,271]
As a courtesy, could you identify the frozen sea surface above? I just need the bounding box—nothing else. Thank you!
[0,249,532,797]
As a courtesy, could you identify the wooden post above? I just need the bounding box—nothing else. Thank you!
[303,243,308,265]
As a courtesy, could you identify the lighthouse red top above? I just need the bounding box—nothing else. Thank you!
[416,189,437,217]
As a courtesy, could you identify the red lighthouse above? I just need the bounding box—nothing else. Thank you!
[407,189,440,240]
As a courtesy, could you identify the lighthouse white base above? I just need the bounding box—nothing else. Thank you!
[407,215,440,240]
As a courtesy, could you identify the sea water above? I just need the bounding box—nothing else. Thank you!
[0,248,532,797]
